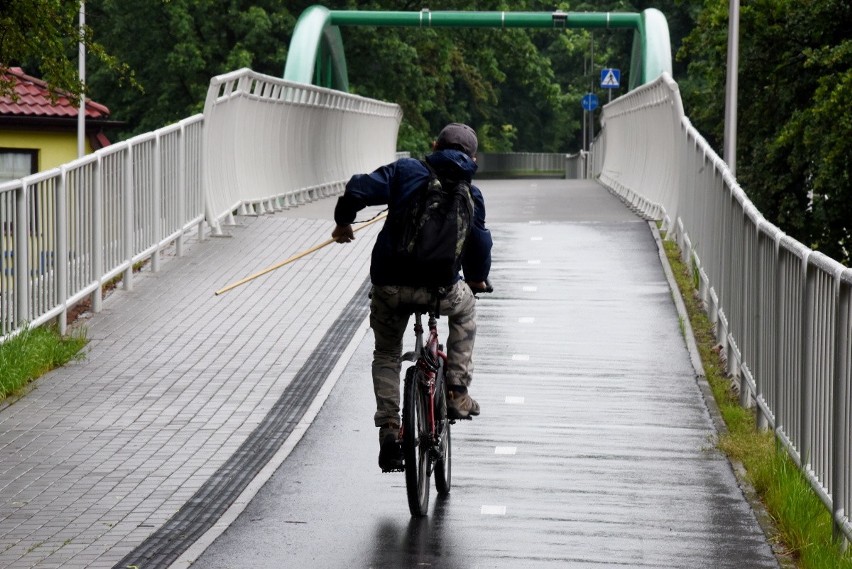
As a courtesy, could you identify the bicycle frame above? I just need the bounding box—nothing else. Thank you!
[401,311,448,452]
[400,283,491,515]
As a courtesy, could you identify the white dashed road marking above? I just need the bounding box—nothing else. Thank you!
[481,505,507,515]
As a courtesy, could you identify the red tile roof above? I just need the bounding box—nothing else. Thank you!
[0,67,110,119]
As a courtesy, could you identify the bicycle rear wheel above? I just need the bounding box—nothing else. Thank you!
[434,361,451,495]
[403,366,430,517]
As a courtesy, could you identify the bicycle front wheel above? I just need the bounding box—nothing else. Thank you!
[434,361,451,495]
[403,366,430,517]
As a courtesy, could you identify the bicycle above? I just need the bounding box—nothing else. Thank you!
[399,282,491,517]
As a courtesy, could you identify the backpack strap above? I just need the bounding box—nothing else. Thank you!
[419,159,439,184]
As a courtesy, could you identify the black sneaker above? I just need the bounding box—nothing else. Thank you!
[378,424,403,472]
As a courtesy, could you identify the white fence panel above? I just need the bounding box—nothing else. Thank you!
[0,115,206,340]
[1,67,401,341]
[202,68,402,229]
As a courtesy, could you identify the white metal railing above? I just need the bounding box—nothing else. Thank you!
[475,152,568,177]
[593,72,852,543]
[202,68,402,231]
[565,152,587,180]
[0,116,205,340]
[0,68,402,341]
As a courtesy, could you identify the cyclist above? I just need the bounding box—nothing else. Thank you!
[331,123,492,471]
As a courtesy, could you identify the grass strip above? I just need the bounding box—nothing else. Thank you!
[0,325,87,402]
[662,235,852,569]
[664,234,852,569]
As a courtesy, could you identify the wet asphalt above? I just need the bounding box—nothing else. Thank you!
[192,179,779,568]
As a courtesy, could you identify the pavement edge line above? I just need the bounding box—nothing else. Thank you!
[167,314,372,569]
[114,276,372,569]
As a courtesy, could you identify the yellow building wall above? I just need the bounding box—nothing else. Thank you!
[0,130,95,173]
[1,129,96,293]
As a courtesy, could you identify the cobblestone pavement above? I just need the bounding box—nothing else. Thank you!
[0,197,379,568]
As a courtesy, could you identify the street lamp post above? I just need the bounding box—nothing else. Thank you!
[723,0,739,177]
[78,1,86,159]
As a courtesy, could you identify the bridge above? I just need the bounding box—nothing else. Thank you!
[0,8,851,569]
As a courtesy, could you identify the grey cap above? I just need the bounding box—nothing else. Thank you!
[436,123,478,157]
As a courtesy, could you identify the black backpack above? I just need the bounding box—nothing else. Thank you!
[396,160,475,288]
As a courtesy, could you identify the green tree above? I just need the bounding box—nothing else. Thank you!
[680,0,851,264]
[83,0,686,155]
[0,0,133,102]
[86,0,295,138]
[330,0,623,153]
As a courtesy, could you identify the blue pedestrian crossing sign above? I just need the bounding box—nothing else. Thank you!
[600,68,621,89]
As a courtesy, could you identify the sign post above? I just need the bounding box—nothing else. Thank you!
[581,93,599,151]
[600,68,620,103]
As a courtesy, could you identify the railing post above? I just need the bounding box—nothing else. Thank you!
[92,156,103,312]
[773,242,785,441]
[15,183,28,327]
[124,145,134,291]
[755,227,777,432]
[801,256,815,469]
[177,123,186,257]
[56,168,68,335]
[152,133,162,272]
[833,271,851,549]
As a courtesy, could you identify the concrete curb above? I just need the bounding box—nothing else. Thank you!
[168,316,371,568]
[650,221,795,569]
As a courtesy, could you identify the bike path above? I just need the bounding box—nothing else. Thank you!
[194,179,781,568]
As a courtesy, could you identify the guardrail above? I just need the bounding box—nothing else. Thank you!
[202,68,402,232]
[0,68,403,341]
[473,151,589,179]
[0,116,205,339]
[475,152,568,178]
[593,72,852,545]
[565,152,587,180]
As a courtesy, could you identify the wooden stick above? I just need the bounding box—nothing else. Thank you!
[214,211,387,296]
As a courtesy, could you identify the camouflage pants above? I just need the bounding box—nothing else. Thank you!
[370,280,477,427]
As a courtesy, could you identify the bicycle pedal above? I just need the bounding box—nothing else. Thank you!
[447,412,473,421]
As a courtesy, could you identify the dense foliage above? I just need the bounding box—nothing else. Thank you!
[680,0,851,264]
[2,0,694,153]
[81,0,695,154]
[1,1,848,262]
[0,0,134,102]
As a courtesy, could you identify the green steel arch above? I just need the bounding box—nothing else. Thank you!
[284,6,672,93]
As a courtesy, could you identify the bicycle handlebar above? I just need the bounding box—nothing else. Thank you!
[468,279,493,295]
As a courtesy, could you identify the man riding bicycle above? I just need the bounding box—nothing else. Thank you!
[331,123,492,471]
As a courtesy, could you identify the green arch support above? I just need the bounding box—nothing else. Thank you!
[284,6,672,92]
[285,6,350,92]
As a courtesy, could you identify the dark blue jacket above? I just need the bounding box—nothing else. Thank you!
[334,149,492,287]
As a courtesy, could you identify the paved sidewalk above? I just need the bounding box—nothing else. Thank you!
[0,198,378,568]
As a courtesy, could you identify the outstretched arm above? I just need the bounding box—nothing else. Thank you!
[332,161,400,244]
